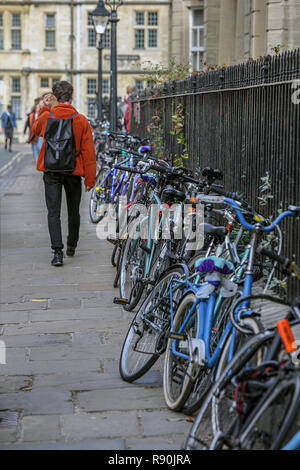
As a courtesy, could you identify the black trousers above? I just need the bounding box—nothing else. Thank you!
[43,172,82,250]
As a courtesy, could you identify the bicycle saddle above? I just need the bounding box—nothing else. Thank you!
[161,185,186,203]
[203,223,227,239]
[202,167,223,180]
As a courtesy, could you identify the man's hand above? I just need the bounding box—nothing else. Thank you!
[42,94,59,109]
[85,185,93,192]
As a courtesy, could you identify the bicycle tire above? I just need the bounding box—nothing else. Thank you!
[184,331,275,450]
[119,235,146,311]
[89,168,111,224]
[182,295,245,416]
[163,292,200,411]
[239,370,300,450]
[119,264,188,383]
[211,316,264,435]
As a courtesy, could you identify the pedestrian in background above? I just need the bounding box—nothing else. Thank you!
[1,104,17,152]
[32,80,96,267]
[24,97,44,163]
[124,85,136,132]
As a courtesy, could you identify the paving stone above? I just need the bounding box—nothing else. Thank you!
[1,333,71,348]
[0,439,125,450]
[126,436,186,450]
[1,359,101,375]
[22,415,61,442]
[61,411,139,439]
[0,376,33,394]
[30,307,121,322]
[76,387,167,412]
[139,410,191,437]
[0,391,73,415]
[0,311,30,324]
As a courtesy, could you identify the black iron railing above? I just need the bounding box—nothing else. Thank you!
[130,49,300,299]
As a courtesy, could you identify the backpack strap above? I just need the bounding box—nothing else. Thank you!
[69,112,78,119]
[49,111,55,118]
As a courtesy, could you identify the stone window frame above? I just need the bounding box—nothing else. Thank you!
[45,12,56,49]
[189,8,205,72]
[11,12,21,50]
[11,76,22,118]
[134,11,158,50]
[0,13,3,49]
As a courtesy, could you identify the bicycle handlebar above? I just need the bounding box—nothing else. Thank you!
[224,198,296,232]
[257,246,300,280]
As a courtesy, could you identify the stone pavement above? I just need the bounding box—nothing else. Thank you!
[0,155,191,450]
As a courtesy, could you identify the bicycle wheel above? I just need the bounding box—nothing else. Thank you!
[119,235,146,311]
[163,292,200,411]
[238,370,300,450]
[182,295,242,416]
[89,168,111,224]
[184,331,274,450]
[119,264,188,383]
[211,316,264,435]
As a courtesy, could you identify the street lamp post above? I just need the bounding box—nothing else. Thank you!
[105,0,123,131]
[91,0,110,121]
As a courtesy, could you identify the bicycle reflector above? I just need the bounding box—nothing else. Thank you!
[276,319,298,354]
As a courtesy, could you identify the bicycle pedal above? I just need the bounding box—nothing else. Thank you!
[107,236,119,246]
[113,297,130,305]
[169,333,187,341]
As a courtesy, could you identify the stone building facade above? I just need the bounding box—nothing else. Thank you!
[0,0,170,142]
[171,0,300,68]
[1,0,299,142]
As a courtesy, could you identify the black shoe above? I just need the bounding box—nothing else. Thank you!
[51,249,64,266]
[66,246,76,257]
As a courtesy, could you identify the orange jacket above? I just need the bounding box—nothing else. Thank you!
[32,103,96,188]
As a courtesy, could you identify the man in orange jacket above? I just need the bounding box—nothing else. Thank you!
[33,80,96,266]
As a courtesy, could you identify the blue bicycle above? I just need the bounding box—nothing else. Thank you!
[163,199,299,414]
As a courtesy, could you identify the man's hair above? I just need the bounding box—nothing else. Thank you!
[52,81,73,103]
[7,105,12,110]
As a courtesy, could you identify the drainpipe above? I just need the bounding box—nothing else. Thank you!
[70,0,74,85]
[76,2,81,111]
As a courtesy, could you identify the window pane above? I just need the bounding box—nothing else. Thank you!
[135,80,144,93]
[87,79,97,95]
[148,29,157,48]
[0,30,3,49]
[88,28,96,47]
[148,12,158,26]
[135,12,144,26]
[87,97,97,118]
[11,77,21,93]
[135,29,144,49]
[52,77,60,86]
[11,30,21,49]
[103,29,110,49]
[12,13,21,27]
[46,13,55,28]
[11,96,21,118]
[46,30,55,47]
[0,13,3,27]
[147,80,155,89]
[193,9,204,26]
[88,12,94,26]
[103,79,110,95]
[192,29,198,48]
[40,78,49,88]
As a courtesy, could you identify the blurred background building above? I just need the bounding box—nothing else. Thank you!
[1,0,299,142]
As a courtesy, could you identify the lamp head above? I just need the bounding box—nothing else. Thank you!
[91,0,110,35]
